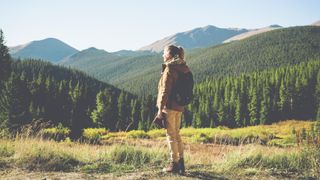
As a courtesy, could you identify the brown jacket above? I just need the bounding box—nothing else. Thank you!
[156,62,191,112]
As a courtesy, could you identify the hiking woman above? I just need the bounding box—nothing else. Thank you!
[156,45,191,173]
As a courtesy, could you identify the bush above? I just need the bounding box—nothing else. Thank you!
[267,136,296,147]
[0,143,14,157]
[82,128,107,144]
[42,123,70,141]
[101,132,127,141]
[0,128,11,139]
[80,161,112,173]
[147,129,166,139]
[126,130,150,139]
[192,133,212,143]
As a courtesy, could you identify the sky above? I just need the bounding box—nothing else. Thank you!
[0,0,319,52]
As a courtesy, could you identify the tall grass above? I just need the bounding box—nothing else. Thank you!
[0,120,318,178]
[0,136,168,173]
[109,145,167,168]
[217,145,320,177]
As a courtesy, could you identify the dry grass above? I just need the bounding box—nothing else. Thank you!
[0,120,319,179]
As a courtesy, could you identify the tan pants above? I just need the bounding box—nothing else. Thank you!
[163,109,184,163]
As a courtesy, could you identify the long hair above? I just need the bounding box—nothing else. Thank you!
[165,45,184,59]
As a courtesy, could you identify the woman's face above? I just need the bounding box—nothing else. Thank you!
[162,48,171,62]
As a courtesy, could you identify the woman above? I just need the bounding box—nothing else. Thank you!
[156,45,191,174]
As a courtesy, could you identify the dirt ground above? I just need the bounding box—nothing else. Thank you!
[0,168,230,180]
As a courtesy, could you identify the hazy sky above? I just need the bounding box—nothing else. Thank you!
[1,0,319,52]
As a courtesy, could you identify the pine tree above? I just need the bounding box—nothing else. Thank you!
[217,103,226,126]
[117,91,128,131]
[139,98,148,131]
[259,80,271,124]
[0,30,11,85]
[0,74,32,132]
[316,71,320,120]
[235,95,242,127]
[91,90,106,127]
[130,99,141,130]
[69,81,84,139]
[278,79,290,120]
[248,85,258,125]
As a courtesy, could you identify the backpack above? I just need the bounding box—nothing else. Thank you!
[171,70,194,106]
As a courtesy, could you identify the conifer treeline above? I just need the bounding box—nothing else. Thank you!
[189,60,320,128]
[0,59,157,138]
[1,59,320,138]
[1,30,320,138]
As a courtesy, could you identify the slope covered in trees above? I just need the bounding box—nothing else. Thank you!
[189,60,320,128]
[1,59,319,137]
[1,27,320,138]
[0,59,157,139]
[117,26,320,96]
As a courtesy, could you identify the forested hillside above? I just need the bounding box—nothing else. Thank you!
[0,59,157,138]
[188,60,320,128]
[60,48,159,84]
[1,26,320,138]
[118,26,320,96]
[4,58,317,136]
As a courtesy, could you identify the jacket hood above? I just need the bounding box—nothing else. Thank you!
[165,55,186,66]
[161,56,190,74]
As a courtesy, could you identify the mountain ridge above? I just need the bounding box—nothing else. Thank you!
[139,25,249,52]
[10,38,79,63]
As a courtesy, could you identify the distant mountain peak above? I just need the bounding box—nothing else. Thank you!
[38,37,60,41]
[9,38,78,63]
[311,20,320,26]
[223,25,282,43]
[84,47,104,52]
[139,25,249,52]
[269,24,282,28]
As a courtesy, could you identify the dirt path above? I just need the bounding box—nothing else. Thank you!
[0,168,227,180]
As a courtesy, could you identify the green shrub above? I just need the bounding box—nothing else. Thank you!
[80,161,112,173]
[147,129,166,139]
[192,133,212,143]
[291,127,296,135]
[82,128,107,144]
[267,136,296,147]
[0,128,11,139]
[0,143,14,157]
[126,130,150,139]
[301,128,307,140]
[0,158,10,169]
[42,123,70,141]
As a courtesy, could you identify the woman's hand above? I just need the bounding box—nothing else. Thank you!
[156,109,164,119]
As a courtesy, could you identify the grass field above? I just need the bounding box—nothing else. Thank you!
[0,120,319,179]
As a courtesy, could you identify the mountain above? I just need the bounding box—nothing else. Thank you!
[223,25,282,43]
[59,47,159,83]
[312,20,320,26]
[59,47,119,67]
[139,25,249,52]
[115,26,320,96]
[112,49,155,57]
[9,38,78,63]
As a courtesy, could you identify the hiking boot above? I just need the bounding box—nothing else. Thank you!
[162,161,179,173]
[178,158,185,174]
